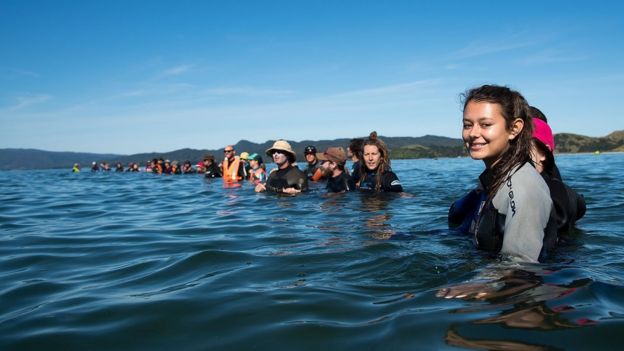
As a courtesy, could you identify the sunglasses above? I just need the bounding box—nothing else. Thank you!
[224,149,234,153]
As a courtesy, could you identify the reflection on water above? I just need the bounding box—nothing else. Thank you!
[0,154,623,350]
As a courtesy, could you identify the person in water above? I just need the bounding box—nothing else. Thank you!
[317,147,354,193]
[202,154,222,178]
[529,106,586,235]
[356,131,403,192]
[182,160,196,174]
[448,84,557,263]
[303,145,325,181]
[72,163,80,172]
[247,153,267,185]
[255,140,308,194]
[347,138,364,183]
[220,145,246,183]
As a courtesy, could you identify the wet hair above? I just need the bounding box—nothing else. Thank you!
[529,106,548,123]
[359,131,391,191]
[348,138,364,160]
[461,85,533,197]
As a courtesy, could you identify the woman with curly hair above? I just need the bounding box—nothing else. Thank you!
[356,131,403,192]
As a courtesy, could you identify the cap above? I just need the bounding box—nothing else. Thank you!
[240,152,249,160]
[316,147,347,165]
[304,145,317,155]
[533,118,555,152]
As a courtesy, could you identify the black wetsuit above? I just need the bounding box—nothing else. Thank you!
[541,165,586,235]
[266,165,308,193]
[204,164,222,178]
[326,172,354,193]
[358,168,403,192]
[304,161,322,180]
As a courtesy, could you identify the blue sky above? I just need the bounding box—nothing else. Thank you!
[1,0,623,154]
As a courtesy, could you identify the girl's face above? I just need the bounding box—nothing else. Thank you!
[462,101,522,168]
[363,145,381,171]
[249,159,258,168]
[530,140,547,174]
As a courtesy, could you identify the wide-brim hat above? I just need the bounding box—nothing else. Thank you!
[316,147,347,165]
[266,139,297,162]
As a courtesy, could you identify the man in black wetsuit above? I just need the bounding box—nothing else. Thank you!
[317,147,354,193]
[255,140,308,195]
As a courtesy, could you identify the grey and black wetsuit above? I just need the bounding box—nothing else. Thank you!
[449,162,557,263]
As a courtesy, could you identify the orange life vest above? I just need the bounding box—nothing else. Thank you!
[222,156,243,182]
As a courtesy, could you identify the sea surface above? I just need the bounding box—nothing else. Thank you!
[1,153,623,350]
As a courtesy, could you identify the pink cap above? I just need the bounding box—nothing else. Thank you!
[533,118,555,152]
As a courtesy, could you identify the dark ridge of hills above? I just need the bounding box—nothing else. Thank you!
[1,130,622,170]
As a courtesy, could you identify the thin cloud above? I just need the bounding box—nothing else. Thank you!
[160,64,193,78]
[203,86,294,97]
[4,94,51,111]
[518,49,589,65]
[7,68,40,78]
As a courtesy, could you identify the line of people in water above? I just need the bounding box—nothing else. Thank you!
[72,84,586,264]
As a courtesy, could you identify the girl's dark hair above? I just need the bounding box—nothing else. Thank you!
[349,138,364,160]
[359,131,390,191]
[462,85,533,196]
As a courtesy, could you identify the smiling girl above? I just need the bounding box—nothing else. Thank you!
[450,85,557,262]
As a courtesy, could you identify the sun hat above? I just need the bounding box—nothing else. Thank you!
[316,147,347,165]
[533,118,555,152]
[266,140,297,162]
[240,152,249,160]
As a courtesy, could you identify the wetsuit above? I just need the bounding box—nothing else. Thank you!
[326,172,354,193]
[541,164,586,235]
[358,168,403,192]
[449,162,557,263]
[204,164,222,178]
[350,161,361,185]
[265,165,308,193]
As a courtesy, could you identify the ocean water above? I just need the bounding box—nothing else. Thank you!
[1,153,623,350]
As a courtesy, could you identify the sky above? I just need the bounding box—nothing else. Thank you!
[1,0,623,154]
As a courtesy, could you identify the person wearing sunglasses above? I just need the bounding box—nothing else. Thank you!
[220,145,247,183]
[255,140,308,194]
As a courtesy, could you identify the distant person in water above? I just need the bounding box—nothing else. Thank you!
[145,160,153,173]
[529,106,586,235]
[72,163,80,172]
[247,153,267,185]
[91,162,99,172]
[356,131,403,192]
[115,162,124,172]
[182,160,195,174]
[448,85,556,263]
[220,145,246,183]
[317,147,354,193]
[347,137,364,182]
[203,154,222,178]
[303,145,325,181]
[255,140,308,194]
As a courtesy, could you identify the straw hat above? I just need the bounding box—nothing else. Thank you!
[266,139,297,162]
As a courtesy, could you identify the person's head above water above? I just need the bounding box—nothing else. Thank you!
[461,84,533,194]
[361,131,390,172]
[266,140,297,166]
[304,145,317,164]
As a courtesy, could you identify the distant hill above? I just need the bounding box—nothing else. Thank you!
[1,131,622,170]
[555,130,624,153]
